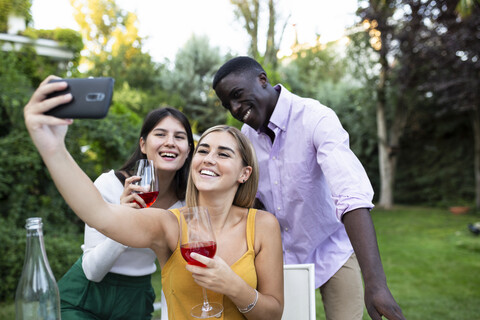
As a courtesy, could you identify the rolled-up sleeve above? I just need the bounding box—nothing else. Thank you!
[313,108,374,221]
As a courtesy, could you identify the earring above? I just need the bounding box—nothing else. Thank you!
[242,179,246,183]
[262,83,267,89]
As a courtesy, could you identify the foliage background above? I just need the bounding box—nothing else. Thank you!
[1,0,478,310]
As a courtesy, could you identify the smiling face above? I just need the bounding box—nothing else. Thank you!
[214,71,275,131]
[140,115,190,174]
[191,131,251,194]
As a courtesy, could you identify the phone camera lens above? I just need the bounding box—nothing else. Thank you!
[86,93,105,101]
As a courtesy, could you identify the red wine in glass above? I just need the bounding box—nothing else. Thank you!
[180,241,217,267]
[131,159,158,208]
[133,191,159,208]
[179,207,223,318]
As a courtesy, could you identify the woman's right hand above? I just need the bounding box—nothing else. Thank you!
[24,75,74,154]
[120,176,148,208]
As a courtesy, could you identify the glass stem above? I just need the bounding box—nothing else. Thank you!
[201,288,213,312]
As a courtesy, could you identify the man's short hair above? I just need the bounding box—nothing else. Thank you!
[213,56,265,90]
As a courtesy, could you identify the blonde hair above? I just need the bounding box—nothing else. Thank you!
[186,125,259,208]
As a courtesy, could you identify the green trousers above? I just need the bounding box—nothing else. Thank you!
[58,257,155,320]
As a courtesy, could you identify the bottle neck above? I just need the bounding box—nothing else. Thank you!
[25,227,46,259]
[22,218,50,271]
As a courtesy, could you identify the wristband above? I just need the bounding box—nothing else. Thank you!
[237,289,258,314]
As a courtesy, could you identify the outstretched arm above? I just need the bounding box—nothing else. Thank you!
[343,208,405,320]
[24,76,167,249]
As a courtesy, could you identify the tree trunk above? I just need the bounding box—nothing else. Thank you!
[264,0,277,67]
[376,33,394,209]
[231,0,260,58]
[377,93,394,209]
[231,0,287,64]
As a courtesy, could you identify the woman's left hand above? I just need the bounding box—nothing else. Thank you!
[185,253,237,295]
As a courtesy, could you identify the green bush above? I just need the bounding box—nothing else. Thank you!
[45,232,84,284]
[0,218,25,302]
[22,27,83,62]
[0,217,83,302]
[0,0,32,33]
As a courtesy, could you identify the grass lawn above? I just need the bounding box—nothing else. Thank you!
[362,206,480,320]
[2,206,479,319]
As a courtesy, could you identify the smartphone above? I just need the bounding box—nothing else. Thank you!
[45,77,114,119]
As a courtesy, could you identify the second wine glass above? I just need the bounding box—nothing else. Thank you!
[179,206,223,318]
[132,159,158,208]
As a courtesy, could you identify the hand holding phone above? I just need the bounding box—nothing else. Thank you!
[45,77,114,119]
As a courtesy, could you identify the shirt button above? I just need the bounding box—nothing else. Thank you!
[285,227,289,231]
[277,207,281,211]
[286,249,290,253]
[274,181,278,185]
[272,156,276,160]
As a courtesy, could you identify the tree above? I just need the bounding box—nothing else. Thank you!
[415,1,480,207]
[160,34,224,132]
[70,0,160,90]
[0,0,31,32]
[353,0,480,209]
[356,0,428,209]
[356,1,395,209]
[280,39,347,98]
[230,0,289,68]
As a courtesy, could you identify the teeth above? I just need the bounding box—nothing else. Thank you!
[200,169,217,177]
[242,109,251,122]
[161,152,177,158]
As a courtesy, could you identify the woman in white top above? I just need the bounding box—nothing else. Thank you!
[57,106,194,320]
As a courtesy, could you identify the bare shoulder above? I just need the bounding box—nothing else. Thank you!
[254,209,280,232]
[253,209,282,256]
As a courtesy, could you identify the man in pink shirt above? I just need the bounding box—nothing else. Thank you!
[213,56,405,320]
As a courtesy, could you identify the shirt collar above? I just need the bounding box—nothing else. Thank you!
[266,84,291,133]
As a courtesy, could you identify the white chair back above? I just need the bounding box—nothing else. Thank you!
[281,263,316,320]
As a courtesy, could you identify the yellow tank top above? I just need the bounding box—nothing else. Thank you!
[162,208,258,320]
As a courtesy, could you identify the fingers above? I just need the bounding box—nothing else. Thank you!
[367,309,382,320]
[123,176,143,189]
[33,78,68,103]
[366,297,406,320]
[120,176,146,208]
[382,305,406,320]
[185,253,215,275]
[121,200,142,209]
[185,255,234,294]
[190,253,213,267]
[132,194,146,208]
[120,192,144,208]
[185,254,215,286]
[24,77,72,120]
[24,103,73,133]
[40,75,62,86]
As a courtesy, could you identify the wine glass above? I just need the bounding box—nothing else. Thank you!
[132,159,158,208]
[179,207,223,318]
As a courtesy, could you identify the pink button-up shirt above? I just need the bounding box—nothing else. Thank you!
[242,85,374,287]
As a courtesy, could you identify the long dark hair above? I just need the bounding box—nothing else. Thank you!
[116,107,194,200]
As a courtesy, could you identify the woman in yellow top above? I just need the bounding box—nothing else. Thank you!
[24,76,284,319]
